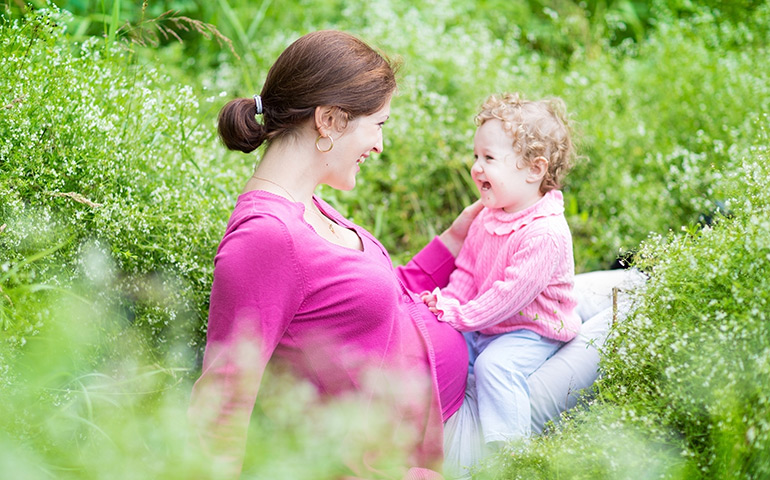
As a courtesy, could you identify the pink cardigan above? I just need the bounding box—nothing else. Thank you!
[433,190,580,342]
[188,191,468,478]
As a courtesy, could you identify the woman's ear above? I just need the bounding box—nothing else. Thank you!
[314,106,336,137]
[527,156,549,183]
[314,106,350,136]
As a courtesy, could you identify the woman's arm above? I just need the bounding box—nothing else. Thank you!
[188,216,302,478]
[397,200,484,293]
[438,200,483,258]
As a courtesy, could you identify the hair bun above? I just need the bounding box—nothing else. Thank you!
[217,97,268,154]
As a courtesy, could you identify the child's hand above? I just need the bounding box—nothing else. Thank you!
[420,293,439,314]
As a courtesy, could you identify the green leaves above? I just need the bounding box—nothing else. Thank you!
[0,8,234,359]
[594,125,770,477]
[2,2,770,479]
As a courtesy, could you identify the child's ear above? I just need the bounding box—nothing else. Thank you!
[527,156,549,183]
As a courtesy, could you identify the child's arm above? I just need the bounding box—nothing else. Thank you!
[434,233,560,332]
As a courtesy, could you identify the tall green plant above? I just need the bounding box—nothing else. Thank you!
[596,119,770,478]
[0,7,240,359]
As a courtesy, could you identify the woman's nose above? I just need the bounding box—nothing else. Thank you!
[373,132,384,153]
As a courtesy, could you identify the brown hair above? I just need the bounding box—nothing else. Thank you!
[218,30,398,154]
[475,92,576,194]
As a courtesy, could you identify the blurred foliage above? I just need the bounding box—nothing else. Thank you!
[0,7,238,362]
[2,0,770,478]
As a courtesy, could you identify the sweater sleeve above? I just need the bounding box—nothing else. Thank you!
[437,225,480,303]
[434,233,559,332]
[396,236,457,293]
[188,215,304,478]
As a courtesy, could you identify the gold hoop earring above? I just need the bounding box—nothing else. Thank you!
[315,134,334,153]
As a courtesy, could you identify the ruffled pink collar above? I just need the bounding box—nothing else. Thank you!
[481,190,564,236]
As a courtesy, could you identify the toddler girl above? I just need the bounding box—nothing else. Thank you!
[422,92,580,450]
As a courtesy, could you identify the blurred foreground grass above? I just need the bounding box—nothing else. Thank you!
[2,1,770,478]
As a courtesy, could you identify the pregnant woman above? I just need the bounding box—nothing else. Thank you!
[187,29,641,480]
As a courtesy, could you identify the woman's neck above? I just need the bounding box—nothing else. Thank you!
[245,142,320,204]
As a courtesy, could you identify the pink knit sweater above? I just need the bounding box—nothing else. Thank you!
[433,190,580,342]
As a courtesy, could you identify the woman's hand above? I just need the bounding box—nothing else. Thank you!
[438,199,483,257]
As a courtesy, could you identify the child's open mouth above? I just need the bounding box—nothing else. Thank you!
[481,181,491,191]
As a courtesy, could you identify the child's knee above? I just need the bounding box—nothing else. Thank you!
[473,350,514,382]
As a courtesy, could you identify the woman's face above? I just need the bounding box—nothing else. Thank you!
[471,119,541,213]
[325,98,391,190]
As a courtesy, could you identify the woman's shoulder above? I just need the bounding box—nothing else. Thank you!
[234,189,302,216]
[217,190,308,251]
[213,192,310,289]
[227,190,304,229]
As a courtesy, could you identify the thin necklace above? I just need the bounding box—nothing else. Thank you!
[251,175,340,237]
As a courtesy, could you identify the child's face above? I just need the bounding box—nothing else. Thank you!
[471,119,543,213]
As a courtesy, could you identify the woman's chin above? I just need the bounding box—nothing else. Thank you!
[326,178,357,191]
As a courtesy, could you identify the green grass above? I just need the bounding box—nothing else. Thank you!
[2,1,770,478]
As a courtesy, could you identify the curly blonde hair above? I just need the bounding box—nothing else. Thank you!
[475,92,575,194]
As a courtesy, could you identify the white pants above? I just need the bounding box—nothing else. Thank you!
[443,269,646,478]
[465,329,562,444]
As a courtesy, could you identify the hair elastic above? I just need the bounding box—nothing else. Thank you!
[253,94,263,115]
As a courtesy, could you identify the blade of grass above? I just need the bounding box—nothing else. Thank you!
[216,0,250,54]
[106,0,121,57]
[61,412,117,447]
[0,237,73,284]
[373,203,386,239]
[245,0,274,39]
[216,0,256,92]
